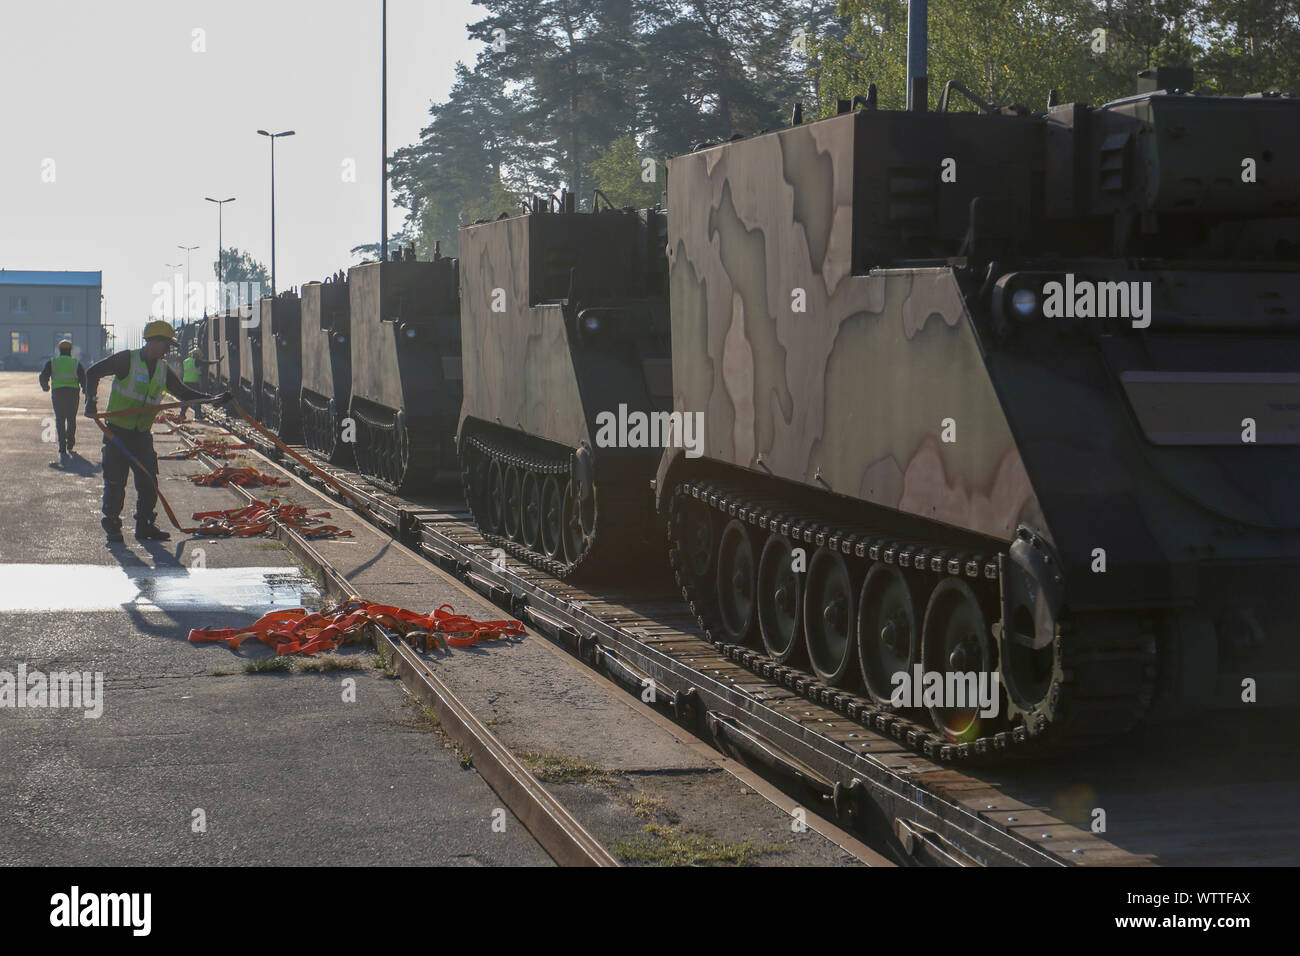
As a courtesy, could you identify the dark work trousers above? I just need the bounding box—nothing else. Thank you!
[50,388,79,452]
[101,425,159,531]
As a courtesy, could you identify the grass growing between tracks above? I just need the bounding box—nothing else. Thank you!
[609,824,789,867]
[241,652,378,674]
[522,751,621,789]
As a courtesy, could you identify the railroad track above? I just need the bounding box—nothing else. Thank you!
[190,409,1148,867]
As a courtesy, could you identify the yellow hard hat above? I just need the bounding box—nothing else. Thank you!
[143,320,176,341]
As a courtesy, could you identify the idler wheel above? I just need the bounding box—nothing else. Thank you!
[714,519,757,644]
[485,460,506,535]
[757,535,804,663]
[540,476,565,559]
[803,547,858,686]
[503,464,522,541]
[857,564,918,707]
[520,471,542,551]
[675,495,714,583]
[921,578,998,743]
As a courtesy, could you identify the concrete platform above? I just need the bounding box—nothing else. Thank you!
[0,372,874,866]
[0,373,548,865]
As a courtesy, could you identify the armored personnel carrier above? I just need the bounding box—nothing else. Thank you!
[299,271,353,463]
[347,245,461,492]
[236,303,263,419]
[208,308,246,395]
[259,288,303,443]
[658,68,1300,757]
[457,195,673,579]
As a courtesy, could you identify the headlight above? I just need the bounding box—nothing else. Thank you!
[404,326,417,340]
[582,314,601,334]
[1011,288,1037,318]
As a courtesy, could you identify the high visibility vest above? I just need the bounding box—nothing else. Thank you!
[183,356,200,383]
[107,349,168,431]
[51,354,79,390]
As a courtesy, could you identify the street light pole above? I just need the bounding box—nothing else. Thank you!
[205,196,236,308]
[256,129,295,298]
[164,262,182,325]
[178,244,198,325]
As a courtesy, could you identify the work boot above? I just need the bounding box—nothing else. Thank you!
[135,522,172,541]
[103,517,124,544]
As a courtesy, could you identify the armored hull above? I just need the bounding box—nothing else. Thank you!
[209,309,245,395]
[299,273,353,463]
[657,87,1300,754]
[457,201,673,579]
[237,305,263,420]
[347,253,461,493]
[260,291,303,443]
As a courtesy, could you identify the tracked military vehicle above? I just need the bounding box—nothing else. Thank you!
[208,308,246,395]
[347,245,461,493]
[259,288,303,443]
[658,68,1300,758]
[457,194,673,580]
[299,271,353,463]
[236,303,263,419]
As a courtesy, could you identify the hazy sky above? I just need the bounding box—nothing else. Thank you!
[0,0,483,347]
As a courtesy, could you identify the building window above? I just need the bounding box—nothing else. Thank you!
[11,331,30,354]
[10,296,29,314]
[54,295,73,314]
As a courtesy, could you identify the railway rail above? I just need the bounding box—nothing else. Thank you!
[189,408,1159,867]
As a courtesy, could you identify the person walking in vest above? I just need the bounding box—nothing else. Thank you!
[38,339,87,459]
[180,348,220,421]
[84,321,231,544]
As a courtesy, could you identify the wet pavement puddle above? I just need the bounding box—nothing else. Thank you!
[0,565,322,613]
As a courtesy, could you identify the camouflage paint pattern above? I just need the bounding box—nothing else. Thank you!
[347,258,461,421]
[663,103,1300,619]
[299,278,351,411]
[663,111,1043,545]
[457,216,592,449]
[238,303,263,417]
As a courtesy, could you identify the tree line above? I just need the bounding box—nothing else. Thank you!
[389,0,1300,256]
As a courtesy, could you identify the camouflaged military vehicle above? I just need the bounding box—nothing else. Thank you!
[259,288,303,443]
[346,245,461,493]
[209,307,247,396]
[299,271,353,463]
[658,67,1300,757]
[236,303,263,419]
[457,194,672,579]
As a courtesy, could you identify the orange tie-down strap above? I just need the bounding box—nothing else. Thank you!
[190,465,291,488]
[188,600,527,655]
[160,438,254,460]
[193,498,353,539]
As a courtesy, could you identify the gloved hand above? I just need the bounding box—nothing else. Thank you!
[84,400,97,419]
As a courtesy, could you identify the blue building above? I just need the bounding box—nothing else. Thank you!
[0,270,104,370]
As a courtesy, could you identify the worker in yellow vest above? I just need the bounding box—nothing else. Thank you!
[39,339,87,459]
[180,348,220,421]
[84,320,230,544]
